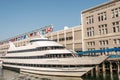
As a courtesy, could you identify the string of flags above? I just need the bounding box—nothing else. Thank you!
[0,25,53,45]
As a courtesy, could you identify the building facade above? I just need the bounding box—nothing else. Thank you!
[45,25,82,52]
[82,0,120,55]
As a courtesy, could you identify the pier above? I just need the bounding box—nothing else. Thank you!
[82,58,120,80]
[77,47,120,77]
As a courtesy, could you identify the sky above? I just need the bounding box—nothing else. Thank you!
[0,0,109,40]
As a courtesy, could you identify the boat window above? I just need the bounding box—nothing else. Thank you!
[3,62,95,68]
[30,39,52,43]
[7,46,65,54]
[37,46,65,51]
[2,53,74,59]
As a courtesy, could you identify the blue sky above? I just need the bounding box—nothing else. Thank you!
[0,0,109,40]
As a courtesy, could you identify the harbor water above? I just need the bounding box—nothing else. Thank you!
[0,68,120,80]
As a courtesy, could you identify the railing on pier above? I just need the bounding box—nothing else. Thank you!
[77,47,120,59]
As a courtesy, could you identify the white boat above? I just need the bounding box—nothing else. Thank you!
[1,38,108,77]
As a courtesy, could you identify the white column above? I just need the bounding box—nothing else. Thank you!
[72,28,75,51]
[81,13,85,51]
[117,61,120,74]
[95,65,99,77]
[64,29,66,47]
[102,62,105,73]
[57,32,59,43]
[50,33,53,40]
[110,61,113,74]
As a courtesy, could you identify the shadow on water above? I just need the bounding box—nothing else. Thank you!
[0,68,120,80]
[82,71,120,80]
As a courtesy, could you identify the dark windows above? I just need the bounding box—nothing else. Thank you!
[111,7,120,18]
[98,12,107,21]
[59,38,64,41]
[1,53,73,59]
[87,27,94,37]
[30,39,52,43]
[66,36,73,40]
[3,62,94,68]
[87,41,95,46]
[113,39,120,44]
[112,21,120,33]
[86,15,94,24]
[8,46,65,53]
[99,40,108,46]
[98,24,108,35]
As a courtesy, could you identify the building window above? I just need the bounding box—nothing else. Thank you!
[66,36,73,40]
[87,27,94,37]
[112,21,120,33]
[100,47,108,55]
[53,39,57,42]
[88,48,95,51]
[98,12,107,21]
[98,24,108,35]
[86,15,94,24]
[87,41,95,46]
[113,39,120,44]
[87,48,95,55]
[59,38,64,42]
[99,40,108,46]
[111,7,120,18]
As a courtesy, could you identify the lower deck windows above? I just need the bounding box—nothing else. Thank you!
[3,62,94,68]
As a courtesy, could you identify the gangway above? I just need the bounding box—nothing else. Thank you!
[77,47,120,59]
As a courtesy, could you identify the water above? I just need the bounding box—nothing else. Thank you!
[0,68,119,80]
[82,72,120,80]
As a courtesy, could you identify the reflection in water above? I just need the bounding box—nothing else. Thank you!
[14,74,83,80]
[95,71,99,79]
[82,71,120,80]
[0,68,82,80]
[0,69,19,80]
[118,73,120,80]
[103,72,106,80]
[110,73,113,80]
[0,68,4,80]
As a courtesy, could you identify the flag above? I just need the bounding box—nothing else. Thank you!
[29,33,33,37]
[20,36,24,40]
[42,29,45,35]
[45,27,53,33]
[36,31,41,36]
[33,32,37,36]
[9,38,15,42]
[17,37,21,41]
[23,35,28,39]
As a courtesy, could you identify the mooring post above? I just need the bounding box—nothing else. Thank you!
[102,62,105,73]
[117,61,120,74]
[95,65,99,77]
[110,61,113,74]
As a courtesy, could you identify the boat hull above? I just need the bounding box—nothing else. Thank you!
[2,56,108,77]
[3,64,93,77]
[20,69,88,77]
